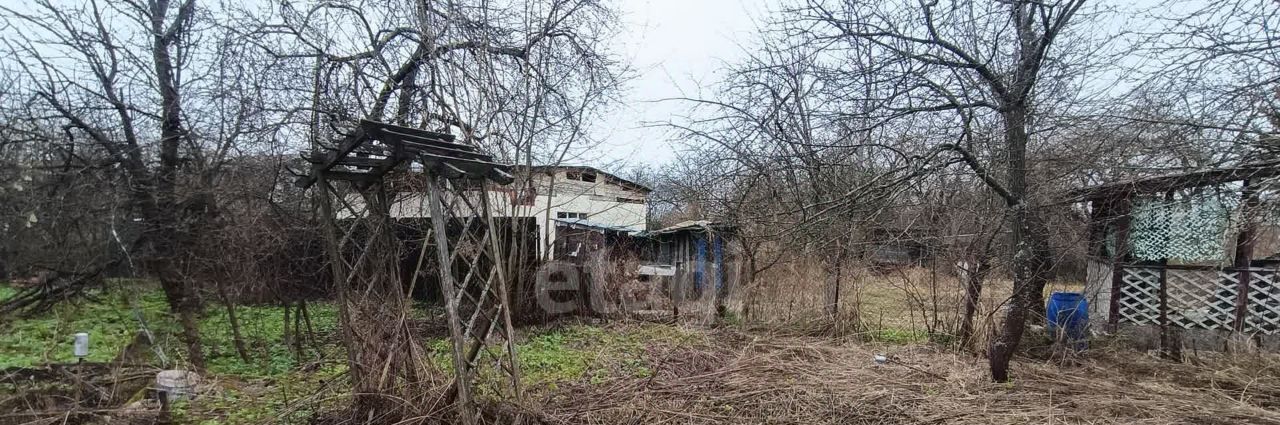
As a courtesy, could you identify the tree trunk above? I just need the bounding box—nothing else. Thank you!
[958,259,988,350]
[282,302,294,354]
[988,106,1053,383]
[299,299,316,349]
[156,267,206,370]
[219,286,251,363]
[147,0,206,371]
[823,258,842,319]
[742,250,759,320]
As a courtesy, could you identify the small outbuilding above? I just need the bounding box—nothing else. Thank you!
[1072,161,1280,349]
[637,221,740,302]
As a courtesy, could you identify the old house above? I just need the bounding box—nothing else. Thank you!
[864,227,933,269]
[638,221,739,299]
[347,165,650,258]
[520,166,650,258]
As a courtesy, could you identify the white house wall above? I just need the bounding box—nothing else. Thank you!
[335,168,649,258]
[521,172,647,257]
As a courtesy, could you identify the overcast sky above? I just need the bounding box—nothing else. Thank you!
[587,0,777,168]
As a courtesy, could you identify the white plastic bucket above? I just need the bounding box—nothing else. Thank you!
[155,370,199,400]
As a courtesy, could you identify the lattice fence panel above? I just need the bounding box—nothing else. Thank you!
[1245,271,1280,335]
[424,174,522,420]
[1165,268,1236,330]
[1118,267,1161,325]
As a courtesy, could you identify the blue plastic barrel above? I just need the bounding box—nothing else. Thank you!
[1046,292,1089,347]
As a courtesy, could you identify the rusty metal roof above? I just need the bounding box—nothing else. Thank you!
[638,220,736,237]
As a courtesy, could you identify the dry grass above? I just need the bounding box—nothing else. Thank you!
[740,263,1084,336]
[530,324,1280,424]
[513,262,1280,424]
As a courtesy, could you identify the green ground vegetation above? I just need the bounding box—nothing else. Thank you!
[0,282,709,424]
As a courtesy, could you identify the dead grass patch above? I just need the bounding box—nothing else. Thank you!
[741,264,1083,338]
[529,325,1280,424]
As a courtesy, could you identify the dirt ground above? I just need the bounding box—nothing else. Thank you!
[6,271,1279,425]
[532,324,1280,425]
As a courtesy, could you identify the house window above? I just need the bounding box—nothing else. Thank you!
[564,171,597,183]
[557,211,587,220]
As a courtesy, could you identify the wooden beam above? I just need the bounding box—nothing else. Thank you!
[322,146,388,157]
[368,126,472,151]
[361,119,456,143]
[1233,179,1259,332]
[366,125,497,163]
[417,152,514,185]
[319,170,381,183]
[424,173,476,425]
[489,167,514,185]
[307,156,392,168]
[1108,194,1132,329]
[394,138,493,161]
[297,126,368,189]
[298,120,514,188]
[1067,161,1280,201]
[363,142,409,183]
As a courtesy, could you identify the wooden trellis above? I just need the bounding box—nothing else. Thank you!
[423,169,523,423]
[1115,264,1280,335]
[1165,268,1237,331]
[297,120,520,424]
[1117,267,1161,326]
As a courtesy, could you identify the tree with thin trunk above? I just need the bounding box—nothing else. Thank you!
[1,0,287,369]
[775,0,1089,381]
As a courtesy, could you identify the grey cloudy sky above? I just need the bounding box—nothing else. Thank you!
[581,1,1176,171]
[587,0,778,168]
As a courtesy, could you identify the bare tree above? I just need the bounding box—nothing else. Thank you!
[1118,0,1279,158]
[662,31,928,328]
[241,0,624,417]
[1,0,292,369]
[663,0,1103,380]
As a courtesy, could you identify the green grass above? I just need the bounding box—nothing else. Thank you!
[0,281,705,423]
[0,281,347,424]
[199,303,339,377]
[0,283,171,368]
[426,322,702,393]
[865,328,929,344]
[0,281,340,377]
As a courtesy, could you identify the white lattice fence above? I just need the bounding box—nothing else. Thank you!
[1118,267,1161,325]
[1165,268,1236,330]
[1245,271,1280,335]
[1117,265,1280,334]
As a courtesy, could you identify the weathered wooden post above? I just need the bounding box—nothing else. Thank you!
[1233,179,1259,334]
[1108,193,1133,331]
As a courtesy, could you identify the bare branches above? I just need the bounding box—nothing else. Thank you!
[220,0,627,199]
[1120,0,1279,155]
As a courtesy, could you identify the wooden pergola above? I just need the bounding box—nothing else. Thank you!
[297,119,514,188]
[297,120,520,424]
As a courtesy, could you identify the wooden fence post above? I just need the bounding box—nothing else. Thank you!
[1108,195,1132,329]
[1232,179,1258,333]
